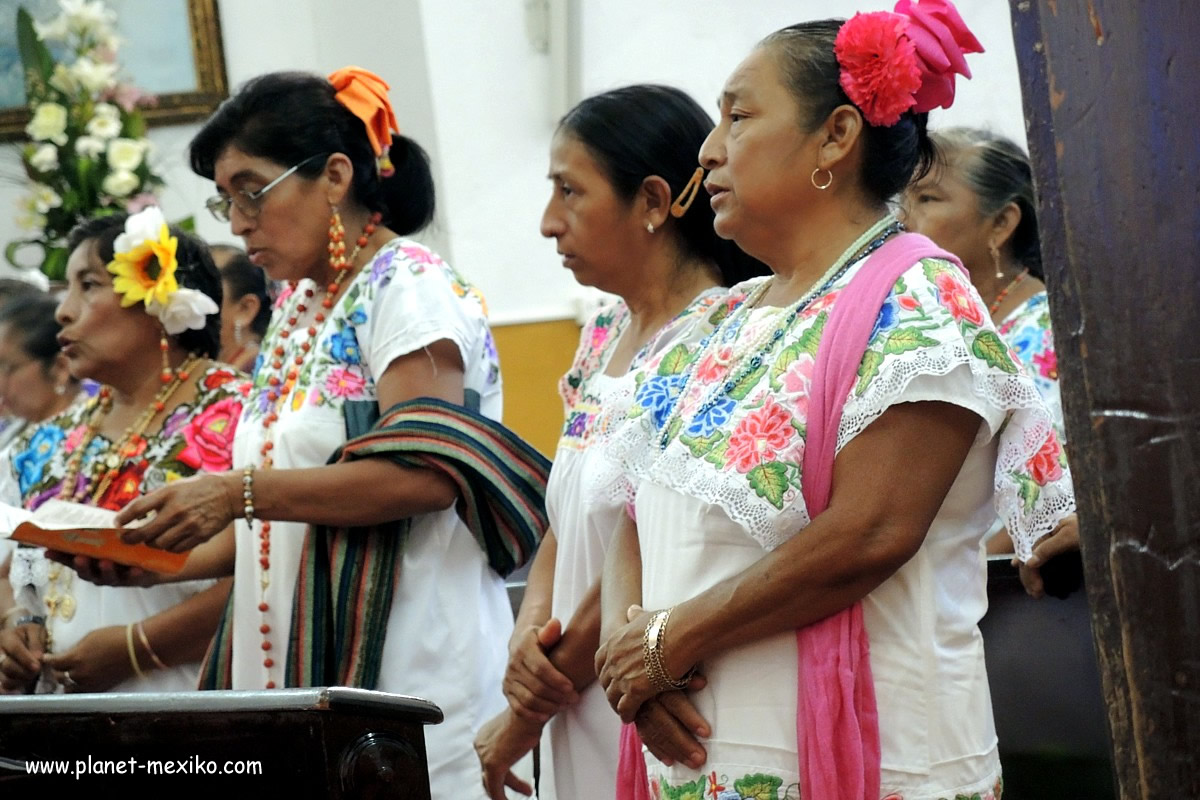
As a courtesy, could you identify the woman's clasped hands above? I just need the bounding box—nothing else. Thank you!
[595,604,711,771]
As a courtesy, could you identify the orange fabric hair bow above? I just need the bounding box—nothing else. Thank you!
[328,66,401,175]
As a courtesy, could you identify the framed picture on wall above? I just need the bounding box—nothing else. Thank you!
[0,0,228,140]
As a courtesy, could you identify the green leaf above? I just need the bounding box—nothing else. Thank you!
[703,438,729,468]
[972,330,1020,374]
[679,430,722,459]
[41,246,69,281]
[748,462,789,509]
[658,343,690,376]
[727,363,766,400]
[855,349,884,396]
[769,341,804,390]
[708,299,732,327]
[733,772,784,800]
[1014,472,1041,512]
[173,215,196,233]
[895,275,907,293]
[796,310,828,356]
[921,256,947,283]
[661,777,707,800]
[16,8,55,91]
[882,326,940,355]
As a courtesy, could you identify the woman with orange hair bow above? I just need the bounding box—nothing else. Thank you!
[103,68,549,798]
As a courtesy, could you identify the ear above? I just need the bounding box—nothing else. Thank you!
[236,292,262,324]
[637,175,674,231]
[321,153,356,207]
[50,352,72,390]
[815,104,866,172]
[990,201,1022,253]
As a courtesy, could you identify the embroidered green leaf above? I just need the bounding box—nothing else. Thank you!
[895,275,908,294]
[921,256,946,283]
[680,430,722,459]
[727,364,767,401]
[704,438,730,468]
[796,310,828,357]
[733,773,784,800]
[769,342,805,390]
[882,326,940,355]
[748,462,789,509]
[658,343,691,376]
[708,300,732,327]
[661,777,707,800]
[972,330,1020,374]
[855,349,885,396]
[1014,472,1041,512]
[952,794,984,800]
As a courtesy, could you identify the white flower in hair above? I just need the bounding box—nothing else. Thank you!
[113,205,168,254]
[149,289,220,336]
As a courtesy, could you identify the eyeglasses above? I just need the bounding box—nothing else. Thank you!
[205,153,327,223]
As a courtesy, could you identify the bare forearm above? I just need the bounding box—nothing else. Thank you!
[172,528,236,581]
[249,459,458,528]
[512,531,557,640]
[547,578,602,690]
[139,578,233,667]
[600,514,642,641]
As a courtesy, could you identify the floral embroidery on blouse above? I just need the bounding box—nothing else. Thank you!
[558,291,736,452]
[650,770,799,800]
[8,365,250,512]
[997,291,1063,440]
[242,239,497,425]
[605,256,1072,556]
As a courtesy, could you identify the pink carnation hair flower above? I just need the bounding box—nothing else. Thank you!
[834,11,923,127]
[894,0,984,113]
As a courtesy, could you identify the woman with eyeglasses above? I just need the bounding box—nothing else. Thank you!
[110,69,549,799]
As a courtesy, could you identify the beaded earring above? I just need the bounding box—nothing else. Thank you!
[990,244,1003,280]
[159,334,173,384]
[234,319,245,346]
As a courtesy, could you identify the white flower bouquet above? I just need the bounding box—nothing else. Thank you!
[6,0,167,280]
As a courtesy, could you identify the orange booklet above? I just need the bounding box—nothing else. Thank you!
[6,499,187,575]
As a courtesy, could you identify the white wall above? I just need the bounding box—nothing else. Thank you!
[2,0,1028,323]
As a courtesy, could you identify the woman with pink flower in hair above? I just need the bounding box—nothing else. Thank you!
[0,208,247,696]
[593,3,1074,799]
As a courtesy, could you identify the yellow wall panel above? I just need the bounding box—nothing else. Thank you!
[493,319,581,457]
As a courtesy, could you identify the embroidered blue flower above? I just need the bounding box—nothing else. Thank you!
[685,395,736,438]
[330,327,362,365]
[870,295,900,340]
[636,374,685,430]
[348,307,368,325]
[13,426,65,495]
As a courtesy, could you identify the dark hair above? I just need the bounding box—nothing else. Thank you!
[0,279,42,305]
[190,71,434,236]
[67,214,223,358]
[762,20,935,206]
[212,244,271,338]
[930,128,1043,280]
[558,84,767,286]
[0,293,64,378]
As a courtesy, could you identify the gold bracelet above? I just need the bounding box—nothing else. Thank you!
[135,621,169,671]
[125,622,147,680]
[241,467,256,526]
[642,608,693,693]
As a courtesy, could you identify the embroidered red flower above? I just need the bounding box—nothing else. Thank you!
[695,345,733,384]
[725,395,796,473]
[96,461,148,511]
[834,11,922,126]
[204,368,237,390]
[177,397,242,472]
[1033,346,1058,379]
[897,294,920,311]
[1027,433,1065,486]
[934,271,985,327]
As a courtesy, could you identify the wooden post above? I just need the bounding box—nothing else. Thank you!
[1009,2,1200,797]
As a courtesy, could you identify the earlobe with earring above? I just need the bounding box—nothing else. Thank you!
[811,167,834,190]
[234,319,245,346]
[990,244,1004,280]
[646,222,656,234]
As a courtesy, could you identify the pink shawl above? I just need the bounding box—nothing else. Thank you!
[617,234,963,800]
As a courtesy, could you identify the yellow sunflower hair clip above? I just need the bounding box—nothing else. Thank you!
[107,206,218,335]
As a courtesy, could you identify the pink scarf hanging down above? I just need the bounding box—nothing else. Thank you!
[617,233,963,800]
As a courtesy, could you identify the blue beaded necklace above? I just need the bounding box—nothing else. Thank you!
[657,217,904,450]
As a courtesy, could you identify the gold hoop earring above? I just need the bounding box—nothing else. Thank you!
[811,167,833,190]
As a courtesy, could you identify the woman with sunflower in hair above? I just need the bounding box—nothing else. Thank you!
[0,207,248,694]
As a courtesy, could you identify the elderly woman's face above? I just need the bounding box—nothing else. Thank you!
[212,146,329,285]
[0,324,57,421]
[55,242,162,385]
[699,46,819,256]
[900,153,993,275]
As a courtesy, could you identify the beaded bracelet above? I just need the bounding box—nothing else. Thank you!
[642,607,694,694]
[125,623,147,680]
[135,621,169,671]
[241,467,256,526]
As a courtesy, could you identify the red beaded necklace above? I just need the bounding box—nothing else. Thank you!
[988,268,1030,318]
[251,209,381,688]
